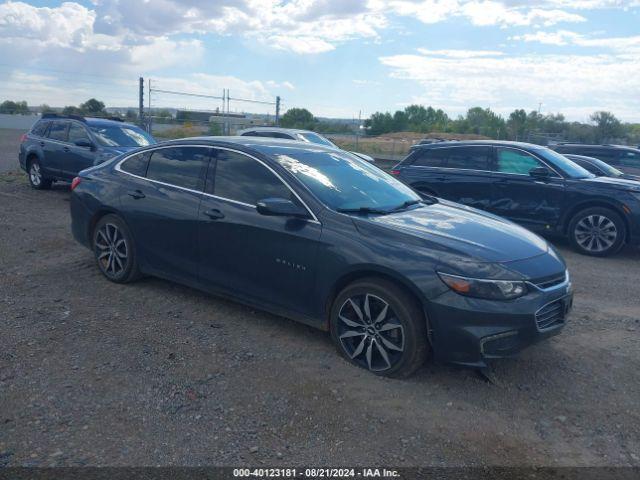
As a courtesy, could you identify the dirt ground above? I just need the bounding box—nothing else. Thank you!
[0,171,639,468]
[0,129,22,174]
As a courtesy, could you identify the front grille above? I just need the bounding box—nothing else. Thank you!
[533,272,566,290]
[536,299,565,329]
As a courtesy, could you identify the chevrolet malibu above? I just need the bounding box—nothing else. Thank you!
[70,137,573,377]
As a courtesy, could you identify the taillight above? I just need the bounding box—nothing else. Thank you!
[390,169,401,176]
[20,133,27,143]
[70,177,82,191]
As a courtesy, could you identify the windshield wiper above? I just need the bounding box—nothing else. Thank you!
[388,199,423,212]
[336,206,390,215]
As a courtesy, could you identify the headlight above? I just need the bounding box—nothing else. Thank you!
[437,272,527,300]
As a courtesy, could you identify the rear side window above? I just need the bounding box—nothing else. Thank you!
[212,150,294,205]
[146,147,209,191]
[120,152,150,177]
[48,121,69,142]
[31,120,50,137]
[446,147,491,170]
[495,148,542,174]
[411,148,448,167]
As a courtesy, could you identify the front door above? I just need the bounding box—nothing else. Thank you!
[490,147,565,231]
[63,122,96,178]
[197,148,321,316]
[43,120,69,177]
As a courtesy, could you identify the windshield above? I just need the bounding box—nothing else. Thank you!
[296,132,336,148]
[534,148,594,179]
[274,149,420,212]
[90,125,155,147]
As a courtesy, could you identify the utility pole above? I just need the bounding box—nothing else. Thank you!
[148,79,152,134]
[275,96,281,126]
[138,77,144,128]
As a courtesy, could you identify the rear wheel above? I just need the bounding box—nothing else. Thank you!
[93,214,141,283]
[568,207,626,257]
[27,159,52,190]
[330,278,429,378]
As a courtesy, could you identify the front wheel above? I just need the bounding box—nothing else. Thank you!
[330,278,429,378]
[568,207,626,257]
[93,214,141,283]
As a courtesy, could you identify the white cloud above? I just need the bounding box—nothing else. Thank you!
[417,48,505,57]
[380,48,640,121]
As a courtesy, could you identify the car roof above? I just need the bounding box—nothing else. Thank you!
[84,117,137,128]
[238,126,316,135]
[155,135,338,157]
[411,140,544,150]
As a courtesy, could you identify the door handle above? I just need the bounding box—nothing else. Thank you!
[204,208,225,220]
[127,190,145,199]
[63,146,70,152]
[39,141,45,147]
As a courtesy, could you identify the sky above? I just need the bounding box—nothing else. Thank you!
[0,0,639,122]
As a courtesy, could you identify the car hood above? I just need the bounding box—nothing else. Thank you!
[355,202,550,264]
[580,176,640,192]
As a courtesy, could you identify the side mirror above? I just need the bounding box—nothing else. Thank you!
[256,198,309,218]
[75,139,95,151]
[529,166,550,180]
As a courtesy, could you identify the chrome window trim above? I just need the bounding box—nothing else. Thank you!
[114,144,320,224]
[410,144,564,179]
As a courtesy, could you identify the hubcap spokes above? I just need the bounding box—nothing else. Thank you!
[96,223,127,277]
[30,164,41,186]
[575,215,617,252]
[338,294,404,372]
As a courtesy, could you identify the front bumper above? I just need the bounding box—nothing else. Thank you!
[427,279,572,367]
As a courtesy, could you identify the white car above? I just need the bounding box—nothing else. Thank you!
[237,127,376,164]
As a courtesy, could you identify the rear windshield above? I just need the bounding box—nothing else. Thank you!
[89,125,155,147]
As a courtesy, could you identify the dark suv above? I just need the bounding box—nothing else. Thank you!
[19,114,155,189]
[553,144,640,176]
[392,141,640,257]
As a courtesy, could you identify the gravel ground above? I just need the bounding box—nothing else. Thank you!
[0,171,639,468]
[0,129,22,174]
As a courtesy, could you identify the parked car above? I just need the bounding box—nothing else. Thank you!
[19,114,156,189]
[392,140,640,257]
[563,154,640,182]
[237,126,376,164]
[70,136,572,377]
[552,143,640,177]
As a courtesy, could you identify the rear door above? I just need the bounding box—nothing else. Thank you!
[43,120,70,177]
[490,147,565,230]
[197,147,321,316]
[117,146,210,282]
[63,122,96,178]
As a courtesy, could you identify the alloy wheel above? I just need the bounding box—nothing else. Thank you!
[574,214,618,253]
[337,293,405,372]
[95,223,128,278]
[29,163,42,186]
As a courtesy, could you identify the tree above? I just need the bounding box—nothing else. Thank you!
[507,109,527,140]
[280,108,315,129]
[0,100,29,114]
[40,104,54,114]
[125,109,138,121]
[79,98,105,115]
[364,112,394,136]
[62,105,83,115]
[590,111,623,143]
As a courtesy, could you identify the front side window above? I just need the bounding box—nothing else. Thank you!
[618,151,640,168]
[120,152,150,177]
[47,121,69,142]
[495,148,543,175]
[272,149,420,211]
[90,125,155,147]
[212,150,294,205]
[68,123,91,144]
[146,147,209,191]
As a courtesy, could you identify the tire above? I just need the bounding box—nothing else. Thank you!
[568,207,626,257]
[330,277,429,378]
[92,214,141,283]
[27,158,52,190]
